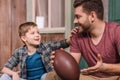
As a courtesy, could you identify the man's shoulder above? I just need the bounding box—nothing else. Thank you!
[107,22,120,27]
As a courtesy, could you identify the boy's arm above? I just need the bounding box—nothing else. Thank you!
[45,27,78,50]
[2,67,18,76]
[1,49,20,79]
[48,39,70,51]
[66,37,70,45]
[4,49,20,70]
[2,67,20,80]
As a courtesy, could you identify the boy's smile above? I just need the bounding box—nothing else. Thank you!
[21,26,41,46]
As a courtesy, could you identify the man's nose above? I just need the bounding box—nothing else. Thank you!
[73,18,78,24]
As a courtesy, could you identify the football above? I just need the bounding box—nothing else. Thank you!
[53,49,80,80]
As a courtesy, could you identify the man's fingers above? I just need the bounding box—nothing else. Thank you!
[97,54,102,62]
[50,60,54,68]
[81,54,103,74]
[50,60,54,64]
[50,51,56,68]
[50,51,56,60]
[51,51,55,55]
[81,66,97,73]
[50,55,55,59]
[81,67,98,74]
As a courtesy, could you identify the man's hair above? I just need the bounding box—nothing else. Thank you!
[73,0,104,20]
[18,22,37,37]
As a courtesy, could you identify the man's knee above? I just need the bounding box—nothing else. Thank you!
[45,71,61,80]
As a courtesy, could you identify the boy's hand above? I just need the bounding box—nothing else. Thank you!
[71,27,79,36]
[66,27,79,45]
[12,72,20,80]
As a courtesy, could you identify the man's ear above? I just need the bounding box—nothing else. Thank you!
[89,11,96,23]
[21,36,26,42]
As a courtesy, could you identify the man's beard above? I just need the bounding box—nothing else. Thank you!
[75,23,91,33]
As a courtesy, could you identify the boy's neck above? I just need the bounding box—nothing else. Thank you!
[27,46,37,55]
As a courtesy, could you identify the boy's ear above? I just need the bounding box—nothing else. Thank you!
[21,36,26,42]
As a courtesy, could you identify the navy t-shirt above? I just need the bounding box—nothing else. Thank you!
[26,52,46,80]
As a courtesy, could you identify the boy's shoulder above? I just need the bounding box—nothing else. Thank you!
[13,45,27,54]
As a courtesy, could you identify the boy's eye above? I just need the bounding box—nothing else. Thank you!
[30,31,40,35]
[30,32,34,34]
[37,31,40,34]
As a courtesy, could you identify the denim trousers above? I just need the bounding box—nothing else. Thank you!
[0,73,47,80]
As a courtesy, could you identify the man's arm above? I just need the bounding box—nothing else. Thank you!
[81,54,120,74]
[102,63,120,73]
[69,52,81,64]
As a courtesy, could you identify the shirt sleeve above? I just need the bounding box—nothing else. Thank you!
[70,34,81,53]
[4,49,20,69]
[46,39,69,51]
[114,24,120,56]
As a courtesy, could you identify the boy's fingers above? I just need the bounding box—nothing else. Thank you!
[60,48,64,50]
[17,71,20,74]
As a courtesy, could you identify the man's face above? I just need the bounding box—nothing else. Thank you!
[21,26,41,46]
[74,6,91,33]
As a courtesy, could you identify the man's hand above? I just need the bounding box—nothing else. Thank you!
[81,54,104,74]
[50,48,64,68]
[50,51,56,68]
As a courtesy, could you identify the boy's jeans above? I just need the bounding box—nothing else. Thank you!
[0,74,12,80]
[0,73,47,80]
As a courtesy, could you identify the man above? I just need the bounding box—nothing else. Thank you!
[51,0,120,80]
[70,0,120,80]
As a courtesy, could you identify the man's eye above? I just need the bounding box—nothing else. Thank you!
[77,16,81,19]
[75,15,81,19]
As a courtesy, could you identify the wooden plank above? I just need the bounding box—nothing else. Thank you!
[0,0,12,67]
[41,33,65,42]
[11,0,26,53]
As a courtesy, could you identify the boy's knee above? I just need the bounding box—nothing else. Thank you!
[0,74,12,80]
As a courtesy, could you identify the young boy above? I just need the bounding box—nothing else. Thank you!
[0,22,70,80]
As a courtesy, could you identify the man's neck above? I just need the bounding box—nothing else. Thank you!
[90,20,106,45]
[90,20,105,38]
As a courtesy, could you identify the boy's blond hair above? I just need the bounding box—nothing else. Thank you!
[18,22,37,37]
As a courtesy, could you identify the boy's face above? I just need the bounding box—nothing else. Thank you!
[21,26,41,46]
